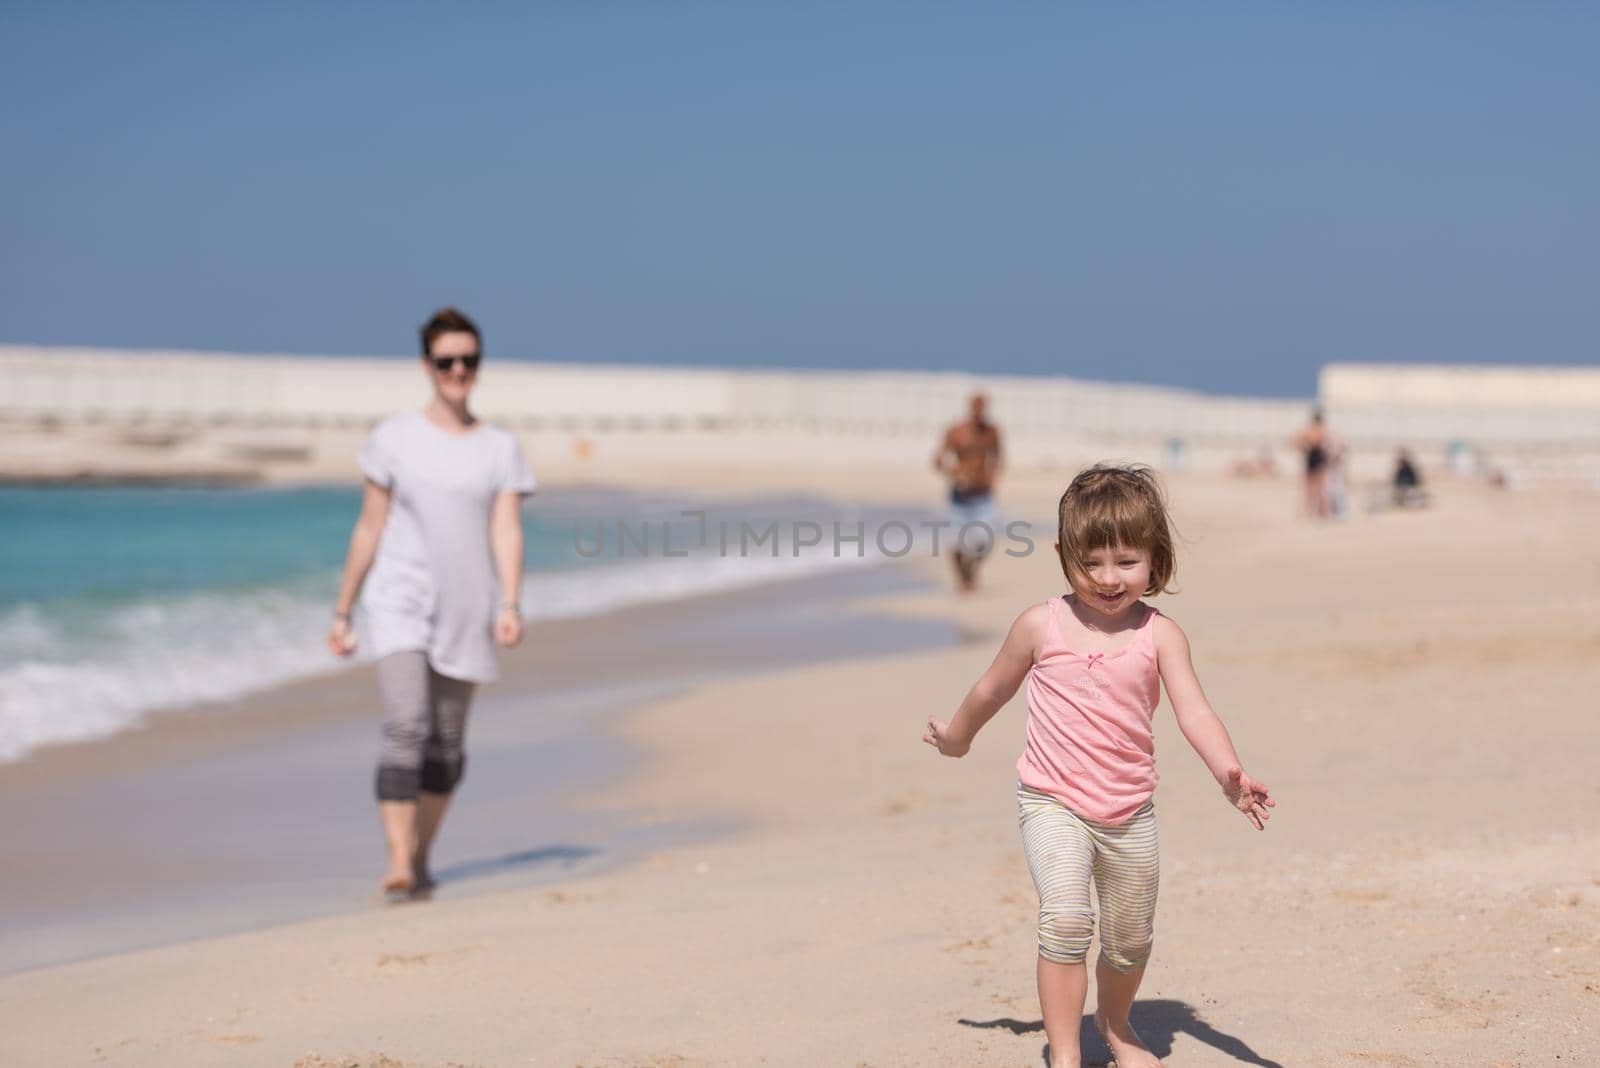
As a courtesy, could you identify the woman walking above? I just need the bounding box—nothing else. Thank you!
[328,307,537,896]
[1291,409,1334,519]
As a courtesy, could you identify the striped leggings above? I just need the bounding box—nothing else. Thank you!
[374,651,477,802]
[1017,784,1159,972]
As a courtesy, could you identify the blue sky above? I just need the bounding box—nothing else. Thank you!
[2,3,1596,396]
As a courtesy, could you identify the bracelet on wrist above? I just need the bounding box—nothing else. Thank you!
[333,610,352,622]
[499,601,521,614]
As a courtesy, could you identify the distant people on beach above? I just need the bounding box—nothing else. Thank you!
[328,307,537,898]
[1390,448,1428,509]
[933,392,1003,592]
[924,465,1274,1068]
[1325,435,1350,519]
[1228,448,1279,479]
[1291,409,1340,519]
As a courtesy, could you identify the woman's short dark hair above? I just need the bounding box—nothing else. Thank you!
[420,307,481,357]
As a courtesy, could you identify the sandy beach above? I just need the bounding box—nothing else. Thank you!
[8,3,1600,1062]
[3,467,1598,1067]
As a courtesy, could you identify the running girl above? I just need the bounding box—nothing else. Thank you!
[923,464,1274,1068]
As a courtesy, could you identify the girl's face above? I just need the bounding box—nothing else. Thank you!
[1062,542,1151,620]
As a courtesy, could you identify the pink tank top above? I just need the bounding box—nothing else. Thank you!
[1016,596,1161,824]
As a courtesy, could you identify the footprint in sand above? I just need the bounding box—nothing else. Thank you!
[370,944,485,977]
[944,935,994,954]
[294,1055,484,1068]
[375,951,433,969]
[1333,885,1392,905]
[545,889,596,905]
[89,1036,140,1062]
[880,790,920,816]
[882,789,965,816]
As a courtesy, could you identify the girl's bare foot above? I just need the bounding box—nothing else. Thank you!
[1094,1011,1162,1067]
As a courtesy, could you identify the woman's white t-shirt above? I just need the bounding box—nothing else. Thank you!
[358,410,536,683]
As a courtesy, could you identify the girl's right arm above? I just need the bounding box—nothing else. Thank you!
[327,479,392,658]
[923,604,1045,757]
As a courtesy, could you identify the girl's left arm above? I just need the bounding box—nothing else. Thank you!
[1154,615,1275,830]
[490,491,526,648]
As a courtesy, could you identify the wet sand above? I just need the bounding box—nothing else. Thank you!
[0,563,958,974]
[2,471,1597,1066]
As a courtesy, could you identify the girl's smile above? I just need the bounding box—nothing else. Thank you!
[1066,543,1151,624]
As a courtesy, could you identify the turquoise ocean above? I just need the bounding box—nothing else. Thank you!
[0,485,890,763]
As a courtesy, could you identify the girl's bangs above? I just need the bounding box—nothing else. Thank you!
[1063,499,1157,558]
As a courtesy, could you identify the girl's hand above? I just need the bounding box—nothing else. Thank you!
[327,617,358,659]
[923,716,970,758]
[1222,766,1275,830]
[495,605,523,649]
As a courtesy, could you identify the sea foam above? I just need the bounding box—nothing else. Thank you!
[0,546,878,763]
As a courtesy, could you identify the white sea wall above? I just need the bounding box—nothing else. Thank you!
[1,347,1594,480]
[1320,363,1600,481]
[0,346,1308,473]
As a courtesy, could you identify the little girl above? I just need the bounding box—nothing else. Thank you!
[924,464,1274,1068]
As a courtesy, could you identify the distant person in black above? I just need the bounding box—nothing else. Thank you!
[1392,448,1428,509]
[1291,410,1333,518]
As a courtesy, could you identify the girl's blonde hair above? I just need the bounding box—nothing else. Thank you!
[1055,464,1177,595]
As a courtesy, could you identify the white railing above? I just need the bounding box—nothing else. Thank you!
[3,348,1593,479]
[0,346,1308,446]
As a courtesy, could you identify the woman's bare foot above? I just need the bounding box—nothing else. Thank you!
[380,868,414,895]
[411,856,436,893]
[1094,1010,1162,1067]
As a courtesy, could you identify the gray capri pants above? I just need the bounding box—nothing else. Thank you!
[374,650,477,802]
[1018,783,1160,972]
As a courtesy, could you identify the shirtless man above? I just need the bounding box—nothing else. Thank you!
[933,393,1003,591]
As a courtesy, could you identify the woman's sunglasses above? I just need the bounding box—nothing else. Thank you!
[431,354,481,372]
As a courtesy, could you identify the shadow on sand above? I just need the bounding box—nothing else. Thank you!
[431,844,599,886]
[959,998,1284,1066]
